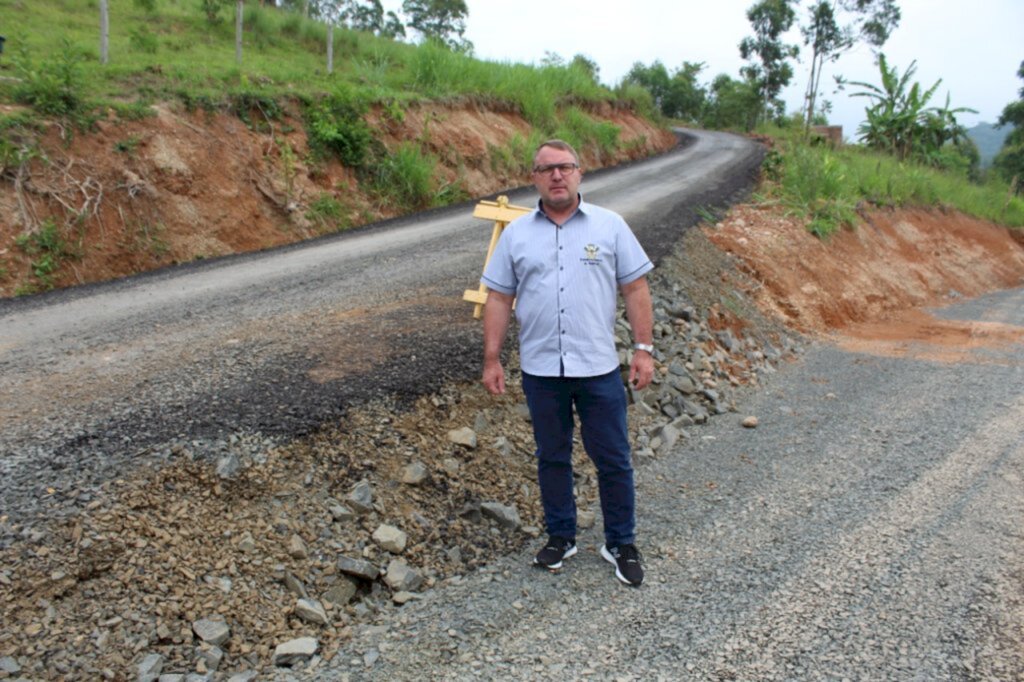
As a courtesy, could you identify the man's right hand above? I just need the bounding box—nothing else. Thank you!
[482,359,506,395]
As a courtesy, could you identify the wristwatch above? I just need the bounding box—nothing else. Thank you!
[633,343,654,354]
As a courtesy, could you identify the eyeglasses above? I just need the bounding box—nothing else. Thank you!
[532,162,579,176]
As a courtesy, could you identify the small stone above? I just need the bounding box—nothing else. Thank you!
[287,534,308,560]
[337,555,380,580]
[272,637,318,667]
[0,657,21,675]
[323,576,358,606]
[192,617,230,646]
[577,511,596,529]
[448,427,478,449]
[442,458,461,476]
[400,462,428,485]
[480,502,521,529]
[237,532,256,553]
[226,672,258,682]
[283,572,308,599]
[384,559,423,592]
[294,598,329,626]
[392,591,419,605]
[347,480,374,514]
[372,524,407,554]
[215,454,240,479]
[329,504,355,522]
[137,653,163,681]
[742,415,759,428]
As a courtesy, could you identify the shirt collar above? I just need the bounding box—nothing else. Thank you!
[535,193,587,224]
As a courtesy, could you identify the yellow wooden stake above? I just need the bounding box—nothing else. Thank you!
[463,195,531,319]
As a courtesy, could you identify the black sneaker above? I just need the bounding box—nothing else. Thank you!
[601,543,644,586]
[533,536,577,570]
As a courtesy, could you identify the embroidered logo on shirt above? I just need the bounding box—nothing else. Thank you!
[581,243,601,265]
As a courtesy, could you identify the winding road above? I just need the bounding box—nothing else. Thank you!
[0,129,763,523]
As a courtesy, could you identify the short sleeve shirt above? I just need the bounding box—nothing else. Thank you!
[481,196,653,377]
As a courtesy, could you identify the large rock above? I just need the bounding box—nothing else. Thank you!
[323,576,359,606]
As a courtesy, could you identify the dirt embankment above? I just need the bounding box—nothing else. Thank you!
[0,100,676,297]
[706,204,1024,356]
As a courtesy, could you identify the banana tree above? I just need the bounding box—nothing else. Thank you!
[850,54,974,163]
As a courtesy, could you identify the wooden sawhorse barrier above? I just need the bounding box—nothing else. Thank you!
[463,195,530,319]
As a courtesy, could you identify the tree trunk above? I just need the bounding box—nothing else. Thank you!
[327,24,333,74]
[99,0,109,65]
[235,0,244,65]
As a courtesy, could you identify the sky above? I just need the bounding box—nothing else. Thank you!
[387,0,1022,140]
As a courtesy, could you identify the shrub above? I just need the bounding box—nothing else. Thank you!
[304,88,373,167]
[13,40,86,117]
[364,142,436,211]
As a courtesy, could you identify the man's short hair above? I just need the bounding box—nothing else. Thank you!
[535,139,580,166]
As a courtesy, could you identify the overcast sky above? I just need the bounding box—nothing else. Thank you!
[387,0,1022,140]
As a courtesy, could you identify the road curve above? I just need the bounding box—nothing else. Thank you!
[0,129,764,522]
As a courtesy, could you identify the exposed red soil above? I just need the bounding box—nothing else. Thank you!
[705,204,1024,360]
[0,101,675,297]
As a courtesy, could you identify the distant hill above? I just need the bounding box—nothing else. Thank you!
[967,122,1011,168]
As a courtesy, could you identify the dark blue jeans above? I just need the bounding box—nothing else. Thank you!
[521,369,635,547]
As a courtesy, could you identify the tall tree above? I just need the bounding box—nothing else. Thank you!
[800,0,900,130]
[739,0,799,126]
[994,61,1024,189]
[401,0,470,51]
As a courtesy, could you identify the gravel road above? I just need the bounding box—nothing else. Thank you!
[291,286,1024,681]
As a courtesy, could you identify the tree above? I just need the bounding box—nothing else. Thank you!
[850,54,975,167]
[623,61,708,121]
[739,0,799,126]
[337,0,404,37]
[702,74,760,131]
[994,61,1024,189]
[401,0,471,51]
[200,0,231,23]
[800,0,900,130]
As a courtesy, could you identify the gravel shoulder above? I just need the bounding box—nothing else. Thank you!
[302,287,1024,681]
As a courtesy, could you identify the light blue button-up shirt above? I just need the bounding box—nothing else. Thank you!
[481,196,653,377]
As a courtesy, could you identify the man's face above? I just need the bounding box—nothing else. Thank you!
[532,146,582,212]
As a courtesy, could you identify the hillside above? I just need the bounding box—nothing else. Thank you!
[966,121,1010,168]
[0,99,675,298]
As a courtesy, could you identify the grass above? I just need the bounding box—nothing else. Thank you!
[759,130,1024,237]
[0,0,641,134]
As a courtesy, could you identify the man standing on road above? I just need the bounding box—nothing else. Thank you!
[480,139,655,587]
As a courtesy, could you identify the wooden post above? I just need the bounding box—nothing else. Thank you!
[235,0,243,65]
[462,195,530,319]
[327,24,333,74]
[99,0,109,65]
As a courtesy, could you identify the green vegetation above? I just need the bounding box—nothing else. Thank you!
[305,192,349,233]
[14,219,75,292]
[758,129,1024,237]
